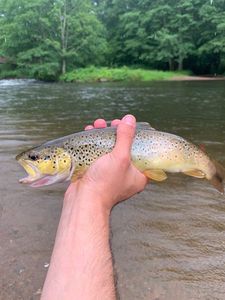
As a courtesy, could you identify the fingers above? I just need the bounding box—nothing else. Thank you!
[113,115,136,158]
[85,118,121,130]
[111,119,120,127]
[85,125,94,130]
[84,119,107,130]
[94,119,107,128]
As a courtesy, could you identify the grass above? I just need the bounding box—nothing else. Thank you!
[0,66,190,82]
[60,66,189,83]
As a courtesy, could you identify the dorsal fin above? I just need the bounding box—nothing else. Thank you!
[136,122,155,130]
[105,121,155,130]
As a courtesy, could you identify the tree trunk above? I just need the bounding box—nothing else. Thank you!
[169,58,175,71]
[178,56,183,71]
[60,0,68,75]
[62,58,66,75]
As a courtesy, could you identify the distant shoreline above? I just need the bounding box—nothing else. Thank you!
[1,67,225,82]
[60,68,225,83]
[170,75,225,81]
[59,67,188,83]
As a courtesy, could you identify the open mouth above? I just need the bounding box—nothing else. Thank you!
[17,159,47,187]
[17,158,75,187]
[20,174,59,187]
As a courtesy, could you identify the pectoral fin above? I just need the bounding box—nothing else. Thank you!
[71,165,87,182]
[183,170,205,178]
[144,169,167,181]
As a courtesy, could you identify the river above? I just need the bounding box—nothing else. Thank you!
[0,79,225,300]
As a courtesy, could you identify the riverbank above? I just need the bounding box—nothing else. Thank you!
[171,75,225,81]
[1,67,224,82]
[60,67,190,83]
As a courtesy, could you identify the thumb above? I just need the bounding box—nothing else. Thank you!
[113,115,136,158]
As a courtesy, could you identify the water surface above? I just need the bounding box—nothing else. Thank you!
[0,79,225,299]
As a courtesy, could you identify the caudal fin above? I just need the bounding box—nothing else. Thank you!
[210,160,225,194]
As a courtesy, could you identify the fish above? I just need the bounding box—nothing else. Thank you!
[16,122,225,193]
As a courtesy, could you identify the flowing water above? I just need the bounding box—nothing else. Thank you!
[0,79,225,299]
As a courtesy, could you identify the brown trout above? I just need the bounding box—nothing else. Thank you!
[16,123,225,193]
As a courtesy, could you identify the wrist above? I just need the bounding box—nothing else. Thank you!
[64,180,113,216]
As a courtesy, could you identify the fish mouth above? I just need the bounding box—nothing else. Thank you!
[17,159,46,187]
[17,158,75,188]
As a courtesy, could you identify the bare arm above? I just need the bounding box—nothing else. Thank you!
[41,184,115,300]
[41,115,147,300]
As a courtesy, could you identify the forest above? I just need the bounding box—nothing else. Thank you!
[0,0,225,80]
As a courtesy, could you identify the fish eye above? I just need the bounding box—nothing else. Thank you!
[28,154,39,161]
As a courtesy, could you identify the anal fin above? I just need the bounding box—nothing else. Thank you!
[144,169,167,181]
[183,170,205,178]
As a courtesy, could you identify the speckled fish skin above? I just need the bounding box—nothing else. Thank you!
[16,126,225,192]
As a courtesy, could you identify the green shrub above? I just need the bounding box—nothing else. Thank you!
[60,67,189,83]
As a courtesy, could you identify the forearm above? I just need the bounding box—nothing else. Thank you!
[41,183,116,300]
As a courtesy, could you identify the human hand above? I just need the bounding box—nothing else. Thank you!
[66,115,148,211]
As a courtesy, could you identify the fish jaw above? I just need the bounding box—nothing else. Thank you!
[17,159,49,186]
[29,162,76,187]
[18,159,42,184]
[17,158,75,187]
[29,172,71,187]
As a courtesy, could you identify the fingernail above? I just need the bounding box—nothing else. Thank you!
[122,114,136,127]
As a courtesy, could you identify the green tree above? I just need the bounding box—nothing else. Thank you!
[0,0,108,80]
[53,0,108,75]
[96,0,225,74]
[197,1,225,74]
[1,0,225,76]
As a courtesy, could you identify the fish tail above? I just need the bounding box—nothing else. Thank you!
[210,160,225,194]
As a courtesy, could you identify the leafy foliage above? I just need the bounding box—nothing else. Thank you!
[60,66,188,82]
[1,0,225,79]
[0,0,108,80]
[95,0,225,74]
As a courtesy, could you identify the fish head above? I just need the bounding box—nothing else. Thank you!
[16,146,74,187]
